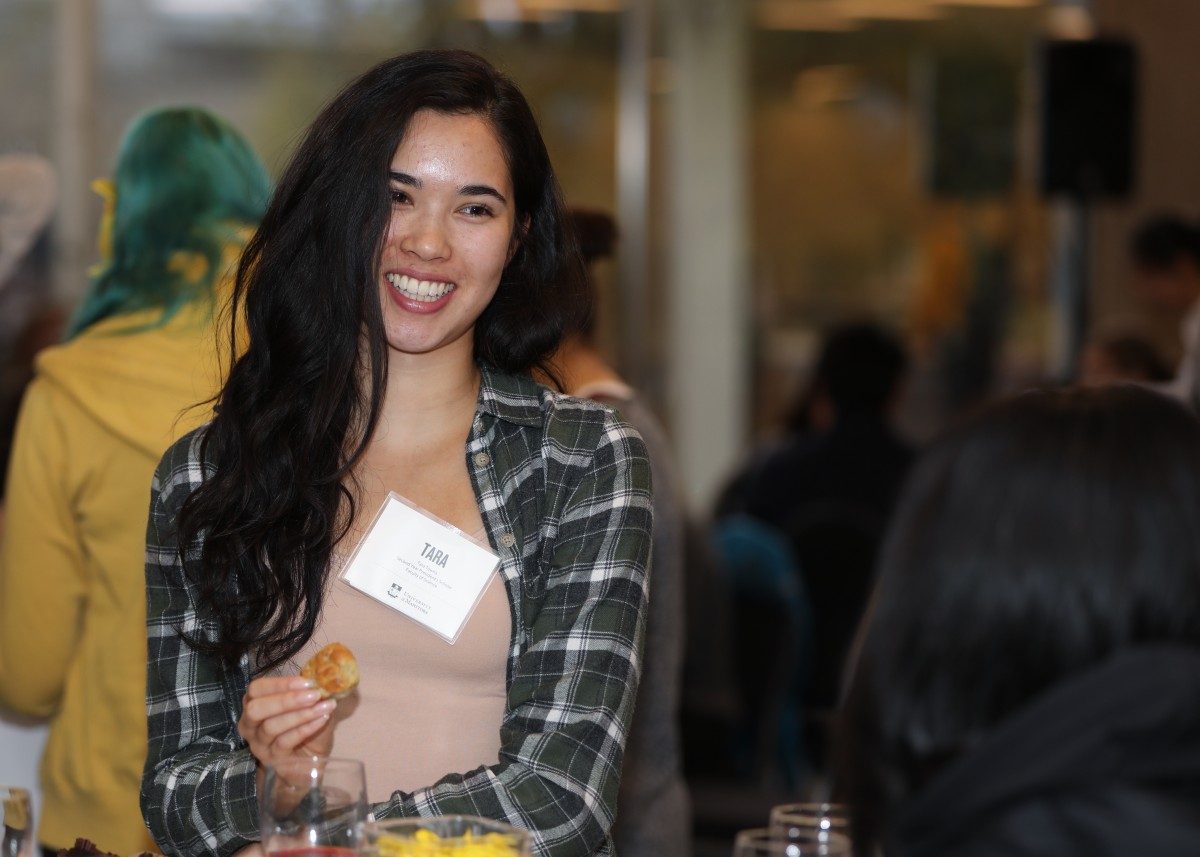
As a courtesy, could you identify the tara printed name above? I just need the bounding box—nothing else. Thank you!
[421,542,450,568]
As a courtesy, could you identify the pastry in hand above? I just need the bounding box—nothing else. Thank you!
[301,641,360,700]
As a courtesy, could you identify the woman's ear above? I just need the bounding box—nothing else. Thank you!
[507,214,531,264]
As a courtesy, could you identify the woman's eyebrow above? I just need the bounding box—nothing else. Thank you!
[389,171,507,205]
[460,184,508,204]
[389,170,420,187]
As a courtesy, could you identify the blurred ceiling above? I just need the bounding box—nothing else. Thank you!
[758,0,1042,31]
[146,0,1046,34]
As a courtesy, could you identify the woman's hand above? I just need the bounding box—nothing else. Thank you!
[238,675,336,767]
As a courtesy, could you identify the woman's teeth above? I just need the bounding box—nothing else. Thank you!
[386,273,456,302]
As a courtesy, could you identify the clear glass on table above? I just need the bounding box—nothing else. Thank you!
[768,802,851,845]
[733,826,852,857]
[260,757,368,857]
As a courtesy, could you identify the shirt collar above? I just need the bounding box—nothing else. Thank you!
[477,363,546,428]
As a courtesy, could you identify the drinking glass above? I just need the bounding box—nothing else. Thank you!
[260,757,368,857]
[365,816,531,856]
[0,786,33,857]
[769,802,850,844]
[733,827,851,857]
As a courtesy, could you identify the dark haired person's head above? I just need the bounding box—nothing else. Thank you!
[1130,214,1200,312]
[183,50,586,670]
[67,107,270,339]
[570,208,617,268]
[837,386,1200,853]
[790,323,907,432]
[1080,333,1172,386]
[565,208,617,340]
[235,48,585,382]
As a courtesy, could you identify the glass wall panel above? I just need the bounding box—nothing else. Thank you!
[748,2,1052,438]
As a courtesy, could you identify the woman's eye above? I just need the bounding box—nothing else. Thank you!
[462,203,494,218]
[390,189,411,205]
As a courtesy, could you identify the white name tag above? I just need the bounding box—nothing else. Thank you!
[339,493,501,644]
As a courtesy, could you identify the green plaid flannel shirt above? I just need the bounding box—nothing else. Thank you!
[142,366,652,857]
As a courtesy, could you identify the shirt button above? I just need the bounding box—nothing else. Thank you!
[473,451,491,468]
[499,532,516,549]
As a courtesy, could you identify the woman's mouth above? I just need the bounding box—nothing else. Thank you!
[386,272,457,302]
[385,272,457,314]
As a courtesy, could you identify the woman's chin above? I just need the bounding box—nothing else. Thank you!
[382,324,476,360]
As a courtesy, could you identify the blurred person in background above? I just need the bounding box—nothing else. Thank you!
[0,303,68,516]
[0,107,270,855]
[707,507,809,789]
[0,153,58,530]
[744,323,913,531]
[1079,332,1171,387]
[838,386,1200,856]
[549,208,690,857]
[1129,214,1200,407]
[743,324,913,722]
[0,155,57,334]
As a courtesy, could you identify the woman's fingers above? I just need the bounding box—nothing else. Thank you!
[257,699,336,744]
[272,707,335,753]
[245,675,313,701]
[238,674,339,767]
[243,688,324,725]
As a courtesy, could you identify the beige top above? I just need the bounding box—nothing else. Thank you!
[289,559,512,802]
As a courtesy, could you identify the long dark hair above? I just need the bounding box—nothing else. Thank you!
[837,386,1200,851]
[178,50,587,671]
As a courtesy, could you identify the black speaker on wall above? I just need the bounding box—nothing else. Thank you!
[1040,38,1137,198]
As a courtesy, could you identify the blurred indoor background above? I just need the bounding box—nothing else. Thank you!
[7,0,1196,504]
[4,1,1198,853]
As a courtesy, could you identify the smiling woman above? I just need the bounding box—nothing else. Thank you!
[378,111,516,351]
[140,51,653,857]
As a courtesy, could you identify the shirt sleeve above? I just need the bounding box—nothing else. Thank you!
[0,380,88,716]
[372,412,654,857]
[141,435,259,857]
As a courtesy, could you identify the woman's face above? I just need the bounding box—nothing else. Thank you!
[379,108,517,358]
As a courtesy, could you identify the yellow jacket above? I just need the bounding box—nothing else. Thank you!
[0,297,229,852]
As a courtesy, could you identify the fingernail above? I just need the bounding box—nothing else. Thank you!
[294,678,316,690]
[300,690,323,703]
[317,700,337,713]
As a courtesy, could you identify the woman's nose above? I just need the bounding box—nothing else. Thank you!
[399,212,450,261]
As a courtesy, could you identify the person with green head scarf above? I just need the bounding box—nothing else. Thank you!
[69,106,271,338]
[0,107,269,855]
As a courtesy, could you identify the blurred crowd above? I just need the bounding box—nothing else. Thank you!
[1,71,1200,857]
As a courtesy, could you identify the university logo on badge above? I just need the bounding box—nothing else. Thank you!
[388,582,403,598]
